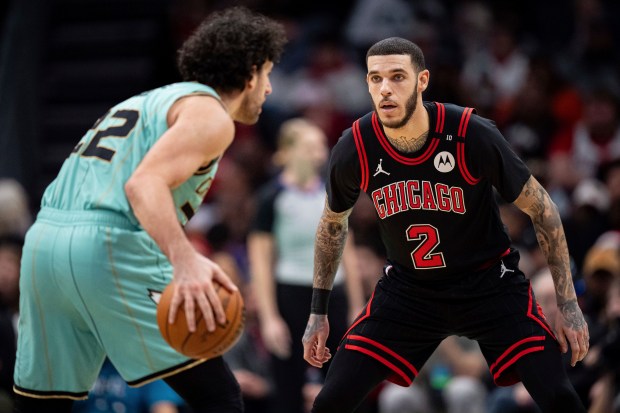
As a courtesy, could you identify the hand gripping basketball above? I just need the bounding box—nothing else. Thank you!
[157,280,245,359]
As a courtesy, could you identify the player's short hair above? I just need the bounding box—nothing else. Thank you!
[177,6,287,93]
[366,37,426,73]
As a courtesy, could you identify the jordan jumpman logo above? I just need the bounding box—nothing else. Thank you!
[499,260,514,278]
[374,159,390,176]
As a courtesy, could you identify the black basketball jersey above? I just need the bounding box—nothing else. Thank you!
[327,101,532,279]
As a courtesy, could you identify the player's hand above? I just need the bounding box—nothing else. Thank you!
[302,314,332,367]
[170,251,238,333]
[260,314,292,359]
[555,299,589,367]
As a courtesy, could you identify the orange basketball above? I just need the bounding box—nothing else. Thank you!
[156,280,245,359]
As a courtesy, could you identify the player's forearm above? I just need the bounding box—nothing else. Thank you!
[313,203,351,291]
[125,174,193,264]
[515,177,578,307]
[529,196,576,306]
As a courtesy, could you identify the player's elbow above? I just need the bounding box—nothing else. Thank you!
[124,175,142,207]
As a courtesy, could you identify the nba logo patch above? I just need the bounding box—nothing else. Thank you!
[434,151,455,173]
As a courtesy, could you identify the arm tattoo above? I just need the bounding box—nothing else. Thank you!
[313,201,351,290]
[519,178,577,311]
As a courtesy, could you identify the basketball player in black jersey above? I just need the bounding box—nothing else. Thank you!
[302,37,589,413]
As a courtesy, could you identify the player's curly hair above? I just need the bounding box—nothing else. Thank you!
[177,7,287,94]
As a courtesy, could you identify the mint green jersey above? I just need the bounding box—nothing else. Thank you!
[41,82,221,226]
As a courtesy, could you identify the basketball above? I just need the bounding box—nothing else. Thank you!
[156,280,245,359]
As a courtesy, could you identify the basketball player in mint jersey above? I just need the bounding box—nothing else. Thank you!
[13,7,286,413]
[302,37,589,413]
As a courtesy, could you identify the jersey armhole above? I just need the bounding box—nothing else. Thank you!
[456,107,480,185]
[352,119,370,192]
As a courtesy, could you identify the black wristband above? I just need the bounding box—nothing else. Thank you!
[310,288,331,315]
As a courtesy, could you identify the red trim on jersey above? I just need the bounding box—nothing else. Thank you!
[490,335,546,373]
[344,344,413,386]
[493,346,545,383]
[341,290,375,341]
[527,284,557,340]
[458,107,474,138]
[457,142,480,185]
[348,335,418,377]
[352,119,369,192]
[434,102,445,134]
[455,107,480,185]
[476,248,511,271]
[371,113,439,165]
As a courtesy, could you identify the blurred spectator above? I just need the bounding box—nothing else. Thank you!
[0,235,22,413]
[562,179,611,269]
[459,19,530,118]
[72,358,184,413]
[223,281,275,413]
[344,0,416,63]
[248,118,365,413]
[581,246,620,323]
[270,37,369,143]
[0,179,31,237]
[547,87,620,216]
[379,336,489,413]
[582,270,620,412]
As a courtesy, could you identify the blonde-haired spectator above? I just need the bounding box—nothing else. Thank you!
[0,179,31,237]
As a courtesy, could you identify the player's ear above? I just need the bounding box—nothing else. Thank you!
[418,69,429,93]
[246,65,259,91]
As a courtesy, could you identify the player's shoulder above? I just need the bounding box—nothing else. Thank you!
[434,102,500,143]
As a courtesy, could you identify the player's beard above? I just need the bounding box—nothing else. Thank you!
[376,80,419,129]
[236,92,262,125]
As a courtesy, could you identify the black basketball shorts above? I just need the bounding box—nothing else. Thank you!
[338,249,557,387]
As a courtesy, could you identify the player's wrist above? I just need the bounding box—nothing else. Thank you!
[310,287,331,315]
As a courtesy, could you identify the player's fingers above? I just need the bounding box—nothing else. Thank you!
[212,265,238,293]
[168,286,182,325]
[303,337,321,367]
[196,292,216,333]
[183,291,197,332]
[205,281,226,326]
[579,333,590,360]
[320,347,332,362]
[313,340,326,360]
[569,338,581,367]
[557,333,568,354]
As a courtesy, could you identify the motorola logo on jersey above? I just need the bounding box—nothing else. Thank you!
[434,151,455,173]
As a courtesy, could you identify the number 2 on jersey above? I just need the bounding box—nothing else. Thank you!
[73,109,139,162]
[406,224,446,269]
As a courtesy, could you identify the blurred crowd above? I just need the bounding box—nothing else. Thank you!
[1,0,620,412]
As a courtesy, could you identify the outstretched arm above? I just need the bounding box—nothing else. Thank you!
[302,199,352,367]
[513,175,589,366]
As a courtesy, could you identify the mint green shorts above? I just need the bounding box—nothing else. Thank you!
[14,208,205,399]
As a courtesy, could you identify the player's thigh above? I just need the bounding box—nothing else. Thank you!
[70,227,193,385]
[312,348,392,413]
[15,222,105,397]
